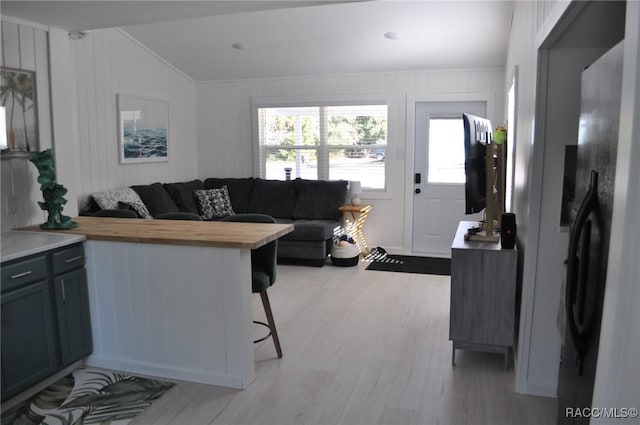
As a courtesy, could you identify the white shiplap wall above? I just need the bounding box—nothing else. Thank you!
[71,28,199,204]
[197,69,504,250]
[505,0,571,396]
[1,20,51,232]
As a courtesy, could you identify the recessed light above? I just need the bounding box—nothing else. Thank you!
[232,43,248,50]
[384,31,403,40]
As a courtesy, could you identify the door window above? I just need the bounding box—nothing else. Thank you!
[427,117,465,184]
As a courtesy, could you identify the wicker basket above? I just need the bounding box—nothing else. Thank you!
[330,243,360,267]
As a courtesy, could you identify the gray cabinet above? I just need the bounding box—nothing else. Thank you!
[449,221,517,367]
[1,242,92,401]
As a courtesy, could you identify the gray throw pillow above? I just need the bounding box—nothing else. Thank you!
[92,187,152,219]
[194,186,235,220]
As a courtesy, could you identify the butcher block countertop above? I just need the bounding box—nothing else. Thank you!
[20,216,294,250]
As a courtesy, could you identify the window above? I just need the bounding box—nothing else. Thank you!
[256,103,388,190]
[427,117,465,184]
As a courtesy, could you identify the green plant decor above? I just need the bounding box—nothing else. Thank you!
[28,149,78,229]
[494,125,507,145]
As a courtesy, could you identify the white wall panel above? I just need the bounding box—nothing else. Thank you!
[84,240,254,389]
[71,28,198,206]
[197,68,504,251]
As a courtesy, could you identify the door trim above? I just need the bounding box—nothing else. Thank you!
[403,93,496,254]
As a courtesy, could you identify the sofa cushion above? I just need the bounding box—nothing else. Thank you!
[292,179,348,221]
[163,180,204,214]
[131,183,179,218]
[248,179,296,219]
[193,187,235,220]
[91,187,152,219]
[275,219,340,241]
[204,178,254,214]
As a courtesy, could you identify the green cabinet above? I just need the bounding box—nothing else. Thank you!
[53,268,92,366]
[1,243,92,401]
[1,279,58,398]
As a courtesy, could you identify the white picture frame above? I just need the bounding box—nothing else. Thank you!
[117,94,169,164]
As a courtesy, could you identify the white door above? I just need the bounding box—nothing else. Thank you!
[412,102,485,256]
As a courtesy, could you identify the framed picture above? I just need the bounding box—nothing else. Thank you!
[117,94,169,164]
[1,67,39,155]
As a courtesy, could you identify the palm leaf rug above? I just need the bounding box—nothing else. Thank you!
[1,368,175,425]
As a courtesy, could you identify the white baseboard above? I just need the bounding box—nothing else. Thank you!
[85,355,248,389]
[516,381,558,398]
[375,246,451,257]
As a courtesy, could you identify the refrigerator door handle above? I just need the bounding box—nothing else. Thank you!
[574,219,592,333]
[566,171,598,376]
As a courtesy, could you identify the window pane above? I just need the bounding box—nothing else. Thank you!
[265,148,317,180]
[326,105,388,146]
[258,104,387,190]
[428,118,465,183]
[329,148,385,189]
[261,107,319,146]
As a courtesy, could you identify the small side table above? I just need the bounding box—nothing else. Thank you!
[339,204,373,254]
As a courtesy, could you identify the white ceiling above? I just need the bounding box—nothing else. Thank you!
[2,1,513,81]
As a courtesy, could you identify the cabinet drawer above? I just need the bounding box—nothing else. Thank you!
[52,245,85,275]
[1,256,48,293]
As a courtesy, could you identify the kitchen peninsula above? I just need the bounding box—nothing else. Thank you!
[22,216,293,389]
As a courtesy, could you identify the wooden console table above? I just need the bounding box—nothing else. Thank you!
[449,221,516,368]
[21,217,293,389]
[339,204,372,254]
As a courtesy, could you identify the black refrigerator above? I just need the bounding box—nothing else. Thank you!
[557,41,624,425]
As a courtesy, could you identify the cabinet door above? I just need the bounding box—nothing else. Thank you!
[1,280,58,400]
[53,268,93,366]
[450,248,516,346]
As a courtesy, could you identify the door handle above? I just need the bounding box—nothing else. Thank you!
[575,219,592,330]
[415,188,421,194]
[566,170,598,376]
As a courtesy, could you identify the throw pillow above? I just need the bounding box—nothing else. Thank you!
[131,183,179,217]
[193,186,235,220]
[163,180,204,214]
[92,187,153,219]
[203,177,254,214]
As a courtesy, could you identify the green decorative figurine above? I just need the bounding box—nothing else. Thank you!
[28,149,78,229]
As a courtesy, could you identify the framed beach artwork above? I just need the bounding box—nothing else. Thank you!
[117,94,168,164]
[1,67,39,155]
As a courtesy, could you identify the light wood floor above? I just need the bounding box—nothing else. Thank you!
[134,261,556,425]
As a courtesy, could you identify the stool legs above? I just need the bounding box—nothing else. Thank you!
[260,290,283,358]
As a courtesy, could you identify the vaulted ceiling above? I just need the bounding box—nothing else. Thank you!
[3,1,513,81]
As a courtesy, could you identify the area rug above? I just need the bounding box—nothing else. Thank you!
[365,253,451,275]
[1,368,175,425]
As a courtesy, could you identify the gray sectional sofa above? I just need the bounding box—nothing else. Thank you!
[82,178,348,266]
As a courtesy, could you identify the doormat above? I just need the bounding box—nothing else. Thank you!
[365,253,451,275]
[1,367,174,425]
